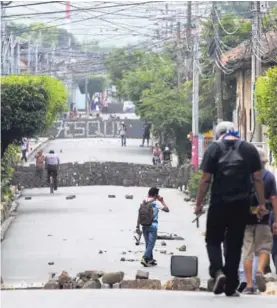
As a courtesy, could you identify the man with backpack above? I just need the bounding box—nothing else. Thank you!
[242,147,277,294]
[136,187,169,267]
[194,121,265,297]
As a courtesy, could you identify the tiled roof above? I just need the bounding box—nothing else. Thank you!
[221,31,277,71]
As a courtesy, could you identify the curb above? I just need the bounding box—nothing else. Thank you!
[1,191,22,242]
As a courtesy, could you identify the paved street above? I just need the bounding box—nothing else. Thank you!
[2,289,277,308]
[2,138,209,288]
[26,138,152,165]
[1,185,208,287]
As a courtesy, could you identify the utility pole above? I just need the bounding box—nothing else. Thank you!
[177,20,181,88]
[85,75,89,114]
[191,2,200,171]
[251,1,262,142]
[27,34,31,73]
[185,1,192,81]
[35,43,38,74]
[16,38,20,74]
[212,2,223,123]
[165,3,168,39]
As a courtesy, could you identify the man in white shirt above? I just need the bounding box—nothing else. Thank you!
[45,150,60,190]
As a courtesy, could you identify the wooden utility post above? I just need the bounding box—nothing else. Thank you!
[212,2,223,123]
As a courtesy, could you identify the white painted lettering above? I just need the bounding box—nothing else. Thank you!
[74,121,85,137]
[64,121,74,138]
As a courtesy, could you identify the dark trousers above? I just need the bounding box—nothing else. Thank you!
[121,135,126,146]
[206,200,249,295]
[273,254,277,274]
[21,150,27,162]
[47,165,58,190]
[142,133,150,146]
[35,167,44,187]
[142,226,157,261]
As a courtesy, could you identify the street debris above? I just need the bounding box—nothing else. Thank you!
[178,245,187,252]
[125,195,134,199]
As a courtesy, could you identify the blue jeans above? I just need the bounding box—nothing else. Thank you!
[142,226,157,261]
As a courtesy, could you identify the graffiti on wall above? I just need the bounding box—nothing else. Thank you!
[47,119,144,139]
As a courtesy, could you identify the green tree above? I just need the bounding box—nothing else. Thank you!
[7,22,80,49]
[200,13,251,125]
[1,75,67,155]
[104,49,145,97]
[255,66,277,162]
[78,75,107,102]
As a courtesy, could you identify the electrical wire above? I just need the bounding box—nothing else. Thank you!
[3,1,162,18]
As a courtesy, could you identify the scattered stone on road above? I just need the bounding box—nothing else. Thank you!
[184,197,191,202]
[161,241,167,246]
[66,195,75,200]
[125,195,134,199]
[82,279,102,289]
[102,272,124,288]
[262,281,277,295]
[264,273,277,283]
[108,195,116,198]
[136,270,149,280]
[178,245,187,252]
[58,271,72,289]
[164,277,200,291]
[43,280,59,289]
[120,279,161,290]
[77,270,104,281]
[160,250,167,254]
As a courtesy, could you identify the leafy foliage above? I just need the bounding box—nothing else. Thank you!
[188,170,202,199]
[255,66,277,162]
[7,22,80,49]
[104,49,145,97]
[1,75,67,154]
[1,144,19,201]
[78,75,107,101]
[200,13,251,124]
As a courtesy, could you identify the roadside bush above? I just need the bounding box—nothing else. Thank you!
[1,75,67,155]
[1,144,19,202]
[255,66,277,163]
[187,170,202,199]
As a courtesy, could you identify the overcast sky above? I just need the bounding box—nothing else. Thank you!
[3,1,211,47]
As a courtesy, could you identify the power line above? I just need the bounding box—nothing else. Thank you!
[6,1,61,9]
[3,1,162,18]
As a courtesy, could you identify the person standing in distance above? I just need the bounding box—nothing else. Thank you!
[136,187,169,267]
[194,121,265,297]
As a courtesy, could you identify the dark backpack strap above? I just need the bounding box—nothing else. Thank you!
[216,139,243,152]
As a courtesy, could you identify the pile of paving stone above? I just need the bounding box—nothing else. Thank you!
[43,270,202,291]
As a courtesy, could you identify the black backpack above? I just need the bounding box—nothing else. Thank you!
[215,140,250,202]
[138,200,154,226]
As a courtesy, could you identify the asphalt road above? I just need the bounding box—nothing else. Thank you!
[1,185,208,287]
[26,138,152,165]
[3,289,276,308]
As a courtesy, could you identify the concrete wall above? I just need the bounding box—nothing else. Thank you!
[42,119,144,139]
[12,162,193,189]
